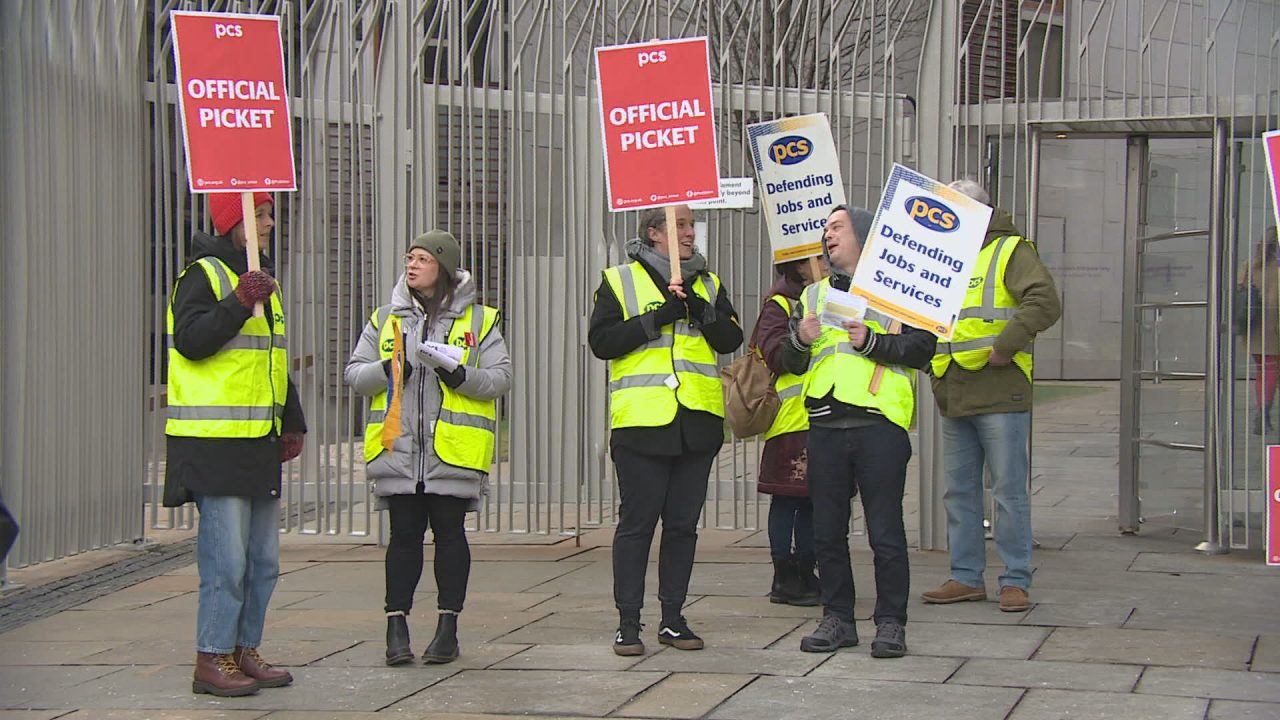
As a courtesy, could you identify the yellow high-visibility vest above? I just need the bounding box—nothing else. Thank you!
[363,304,500,473]
[931,235,1033,381]
[799,279,916,431]
[602,261,724,428]
[165,257,288,438]
[763,295,808,440]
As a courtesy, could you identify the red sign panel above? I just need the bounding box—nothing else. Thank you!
[1269,446,1280,566]
[1265,131,1280,234]
[172,11,296,193]
[594,37,720,211]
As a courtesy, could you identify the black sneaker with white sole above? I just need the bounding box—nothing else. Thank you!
[657,616,704,650]
[613,620,644,656]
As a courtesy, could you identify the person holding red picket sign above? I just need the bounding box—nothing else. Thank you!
[588,204,743,656]
[164,191,306,696]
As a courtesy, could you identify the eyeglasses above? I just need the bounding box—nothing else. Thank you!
[403,253,433,267]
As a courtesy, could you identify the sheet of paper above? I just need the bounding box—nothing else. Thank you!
[418,340,464,372]
[819,288,867,328]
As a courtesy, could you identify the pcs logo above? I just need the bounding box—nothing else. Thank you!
[380,338,395,353]
[644,300,664,313]
[905,196,958,233]
[768,135,811,166]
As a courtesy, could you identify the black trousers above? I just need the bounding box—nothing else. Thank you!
[807,423,912,625]
[611,445,716,621]
[384,492,470,614]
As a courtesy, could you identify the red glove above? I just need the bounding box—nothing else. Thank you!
[280,432,304,462]
[235,271,277,309]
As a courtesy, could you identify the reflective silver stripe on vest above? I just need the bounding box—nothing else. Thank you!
[616,266,642,317]
[805,283,821,312]
[368,409,386,423]
[673,359,718,377]
[647,332,676,349]
[957,306,1015,321]
[168,334,284,351]
[467,306,486,367]
[609,373,672,391]
[865,308,896,328]
[777,383,803,400]
[980,236,1013,314]
[697,274,716,304]
[937,337,1034,355]
[201,257,234,299]
[168,403,284,421]
[814,342,908,377]
[439,409,496,432]
[674,322,702,337]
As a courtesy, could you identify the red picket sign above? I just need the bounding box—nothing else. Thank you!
[172,11,296,193]
[1268,445,1280,566]
[594,37,720,212]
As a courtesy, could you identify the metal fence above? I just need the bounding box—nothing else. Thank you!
[141,0,926,540]
[1,1,150,571]
[7,0,1280,571]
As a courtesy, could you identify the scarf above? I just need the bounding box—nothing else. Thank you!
[625,236,708,283]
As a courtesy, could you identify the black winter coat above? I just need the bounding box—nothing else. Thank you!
[162,232,306,506]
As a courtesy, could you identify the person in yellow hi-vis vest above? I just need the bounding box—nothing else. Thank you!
[781,205,936,659]
[163,192,306,697]
[921,180,1060,613]
[753,258,823,606]
[344,231,511,667]
[589,204,743,657]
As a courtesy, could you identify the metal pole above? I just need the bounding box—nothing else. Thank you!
[1198,120,1229,555]
[1118,136,1146,534]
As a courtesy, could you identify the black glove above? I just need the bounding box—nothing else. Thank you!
[382,358,412,382]
[684,292,713,325]
[652,297,687,327]
[435,365,466,389]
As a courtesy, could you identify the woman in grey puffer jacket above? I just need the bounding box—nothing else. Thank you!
[345,230,511,667]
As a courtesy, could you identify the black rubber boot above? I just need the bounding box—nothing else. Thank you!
[790,552,820,607]
[385,613,414,666]
[423,612,460,664]
[768,557,797,604]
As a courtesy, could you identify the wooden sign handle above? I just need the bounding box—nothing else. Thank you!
[808,255,824,281]
[665,204,682,285]
[868,319,902,395]
[240,192,265,318]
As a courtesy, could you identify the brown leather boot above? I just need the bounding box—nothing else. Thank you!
[193,652,259,696]
[234,646,294,688]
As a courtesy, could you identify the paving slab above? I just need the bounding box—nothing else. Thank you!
[632,647,826,676]
[612,672,755,718]
[1130,553,1278,576]
[905,622,1051,660]
[707,676,1022,720]
[909,600,1027,626]
[1207,699,1280,719]
[948,658,1142,692]
[1019,603,1134,628]
[807,651,962,683]
[1009,688,1208,720]
[1034,628,1255,670]
[0,665,123,709]
[0,640,117,665]
[76,636,354,668]
[491,643,648,671]
[0,712,77,720]
[61,711,269,720]
[382,669,666,717]
[1125,609,1275,636]
[0,608,194,643]
[1136,666,1280,702]
[313,639,529,669]
[1252,635,1280,672]
[23,665,456,713]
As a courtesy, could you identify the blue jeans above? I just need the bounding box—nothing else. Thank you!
[766,495,814,560]
[942,412,1032,591]
[195,495,280,654]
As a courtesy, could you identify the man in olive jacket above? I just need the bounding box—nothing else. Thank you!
[921,180,1061,613]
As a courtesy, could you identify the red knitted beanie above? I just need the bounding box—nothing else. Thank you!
[209,192,273,235]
